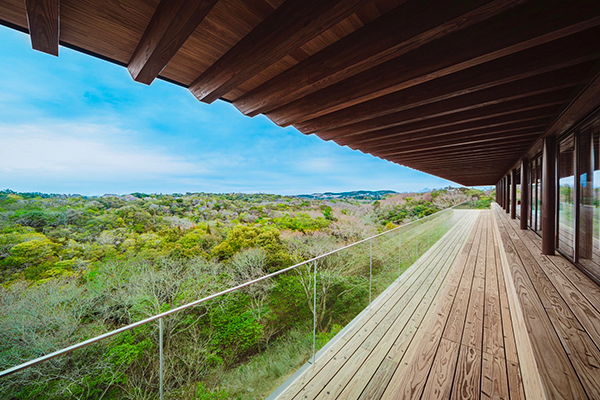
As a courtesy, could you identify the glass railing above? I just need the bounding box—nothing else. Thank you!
[0,203,468,399]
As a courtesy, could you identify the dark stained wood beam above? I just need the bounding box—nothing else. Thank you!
[350,119,550,153]
[374,131,541,157]
[128,0,218,85]
[353,125,543,154]
[24,0,59,56]
[407,154,525,166]
[339,104,561,149]
[385,146,531,164]
[324,90,570,145]
[295,29,600,134]
[234,0,520,116]
[188,0,371,103]
[391,143,533,159]
[543,69,600,139]
[268,1,600,126]
[386,142,532,158]
[315,63,589,139]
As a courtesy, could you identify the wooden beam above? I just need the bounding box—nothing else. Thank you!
[188,0,371,103]
[268,2,600,126]
[407,156,523,168]
[341,106,558,149]
[315,64,589,139]
[543,69,600,139]
[295,29,600,135]
[350,119,549,152]
[384,144,532,162]
[408,157,522,167]
[234,0,520,116]
[357,127,542,155]
[327,93,567,146]
[127,0,218,85]
[24,0,59,56]
[377,135,538,158]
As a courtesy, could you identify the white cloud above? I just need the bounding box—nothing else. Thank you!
[299,157,336,173]
[0,122,206,180]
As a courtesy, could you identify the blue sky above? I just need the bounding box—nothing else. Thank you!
[0,25,459,196]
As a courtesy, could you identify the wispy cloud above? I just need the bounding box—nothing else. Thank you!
[0,123,206,179]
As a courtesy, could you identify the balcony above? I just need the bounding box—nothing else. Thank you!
[271,205,600,400]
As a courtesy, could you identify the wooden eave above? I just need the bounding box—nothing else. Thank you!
[1,0,600,186]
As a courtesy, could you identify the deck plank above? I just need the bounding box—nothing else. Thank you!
[278,213,475,399]
[496,207,600,399]
[273,210,532,400]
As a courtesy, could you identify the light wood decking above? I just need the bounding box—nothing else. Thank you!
[273,209,524,399]
[273,207,600,400]
[495,205,600,400]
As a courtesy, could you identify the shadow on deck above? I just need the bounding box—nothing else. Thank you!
[271,206,600,400]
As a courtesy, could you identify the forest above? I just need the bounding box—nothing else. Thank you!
[0,187,492,399]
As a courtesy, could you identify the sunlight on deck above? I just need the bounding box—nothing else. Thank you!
[272,210,525,399]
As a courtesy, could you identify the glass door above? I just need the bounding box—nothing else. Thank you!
[557,134,576,258]
[578,117,600,279]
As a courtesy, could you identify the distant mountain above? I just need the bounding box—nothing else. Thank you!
[297,190,397,200]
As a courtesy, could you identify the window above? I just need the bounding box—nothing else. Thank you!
[529,155,542,233]
[516,168,521,219]
[557,134,576,258]
[578,118,600,279]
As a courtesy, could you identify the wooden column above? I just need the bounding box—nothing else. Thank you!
[511,169,517,219]
[505,174,510,214]
[500,178,504,208]
[520,159,529,229]
[542,136,556,255]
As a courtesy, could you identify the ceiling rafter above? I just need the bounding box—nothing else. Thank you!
[24,0,59,56]
[128,0,218,85]
[268,1,600,126]
[188,0,372,103]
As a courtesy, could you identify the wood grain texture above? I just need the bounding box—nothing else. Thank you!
[127,0,218,84]
[188,0,371,103]
[450,346,482,400]
[233,0,515,116]
[316,64,590,140]
[24,0,59,56]
[494,206,585,399]
[267,0,600,126]
[295,28,600,135]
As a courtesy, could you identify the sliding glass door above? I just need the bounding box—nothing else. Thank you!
[529,155,542,234]
[557,134,576,258]
[578,118,600,279]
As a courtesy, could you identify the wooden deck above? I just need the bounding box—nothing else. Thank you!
[272,207,600,400]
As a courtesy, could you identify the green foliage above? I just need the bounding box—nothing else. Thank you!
[0,188,490,399]
[320,205,335,221]
[272,213,330,233]
[195,383,229,400]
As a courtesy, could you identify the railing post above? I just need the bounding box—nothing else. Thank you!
[369,238,373,309]
[159,317,164,400]
[312,260,317,365]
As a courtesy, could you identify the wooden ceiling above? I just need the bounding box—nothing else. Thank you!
[2,0,600,186]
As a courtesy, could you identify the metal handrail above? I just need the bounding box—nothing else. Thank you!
[0,201,465,378]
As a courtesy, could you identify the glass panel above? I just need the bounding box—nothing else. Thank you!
[558,134,575,258]
[536,156,543,232]
[529,163,535,229]
[529,156,543,233]
[516,169,521,219]
[579,118,600,279]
